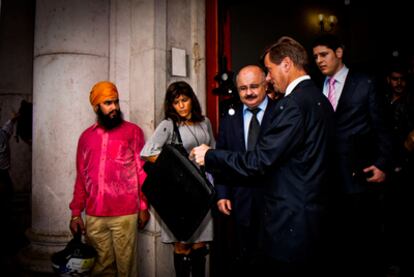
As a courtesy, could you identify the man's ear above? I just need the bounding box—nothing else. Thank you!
[93,105,99,113]
[282,57,292,72]
[335,47,344,59]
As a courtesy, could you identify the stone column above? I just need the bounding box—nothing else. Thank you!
[130,1,170,276]
[19,0,110,273]
[130,0,207,276]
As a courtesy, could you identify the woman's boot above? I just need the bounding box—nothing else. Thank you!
[174,252,191,277]
[191,247,209,277]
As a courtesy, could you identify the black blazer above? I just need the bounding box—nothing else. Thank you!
[332,70,392,194]
[214,98,276,226]
[205,79,335,263]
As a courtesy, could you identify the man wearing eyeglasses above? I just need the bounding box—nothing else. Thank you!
[192,37,334,276]
[213,65,276,276]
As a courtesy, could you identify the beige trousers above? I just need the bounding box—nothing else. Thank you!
[86,214,138,277]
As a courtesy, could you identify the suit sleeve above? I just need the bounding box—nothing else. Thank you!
[368,78,393,171]
[205,99,304,180]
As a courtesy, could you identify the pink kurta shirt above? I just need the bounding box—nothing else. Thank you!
[70,121,148,217]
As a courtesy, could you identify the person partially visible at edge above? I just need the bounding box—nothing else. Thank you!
[0,112,19,198]
[69,81,150,277]
[312,34,393,277]
[213,64,277,276]
[140,81,215,277]
[191,36,335,277]
[0,111,20,274]
[382,62,414,275]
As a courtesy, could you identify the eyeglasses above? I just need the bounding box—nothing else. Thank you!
[238,81,265,92]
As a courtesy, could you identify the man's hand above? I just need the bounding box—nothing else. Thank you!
[363,165,386,183]
[217,199,232,215]
[189,144,210,166]
[69,216,85,235]
[138,210,150,230]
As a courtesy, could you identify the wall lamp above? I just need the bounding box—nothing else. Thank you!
[318,14,337,32]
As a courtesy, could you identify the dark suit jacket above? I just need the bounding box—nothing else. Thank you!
[215,98,276,226]
[332,70,392,194]
[205,79,334,263]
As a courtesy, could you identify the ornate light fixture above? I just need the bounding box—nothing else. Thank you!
[318,13,337,32]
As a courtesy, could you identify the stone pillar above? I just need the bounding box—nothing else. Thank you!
[130,1,170,276]
[130,0,207,276]
[19,0,110,273]
[18,0,207,275]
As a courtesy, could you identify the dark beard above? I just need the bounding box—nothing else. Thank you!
[96,108,124,130]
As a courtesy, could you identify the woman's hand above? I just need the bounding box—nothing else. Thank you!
[138,210,150,230]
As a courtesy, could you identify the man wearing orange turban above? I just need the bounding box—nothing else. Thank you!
[89,81,119,110]
[69,81,150,276]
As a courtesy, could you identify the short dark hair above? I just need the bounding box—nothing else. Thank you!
[164,81,204,123]
[386,61,408,76]
[312,34,345,52]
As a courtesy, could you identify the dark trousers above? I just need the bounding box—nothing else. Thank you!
[261,256,326,277]
[327,190,385,277]
[230,222,264,276]
[384,166,414,276]
[229,196,266,277]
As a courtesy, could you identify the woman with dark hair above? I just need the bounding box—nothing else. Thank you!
[141,81,215,277]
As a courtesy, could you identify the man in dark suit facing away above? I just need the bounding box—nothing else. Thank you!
[191,36,334,277]
[312,34,393,277]
[214,65,276,276]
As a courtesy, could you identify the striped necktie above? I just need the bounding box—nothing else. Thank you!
[327,77,337,110]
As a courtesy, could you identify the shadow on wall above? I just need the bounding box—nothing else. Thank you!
[16,100,32,145]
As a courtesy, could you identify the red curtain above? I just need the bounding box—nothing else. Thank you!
[205,0,232,137]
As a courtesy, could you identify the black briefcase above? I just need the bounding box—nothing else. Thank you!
[142,144,215,241]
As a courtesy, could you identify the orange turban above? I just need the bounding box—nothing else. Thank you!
[89,81,119,107]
